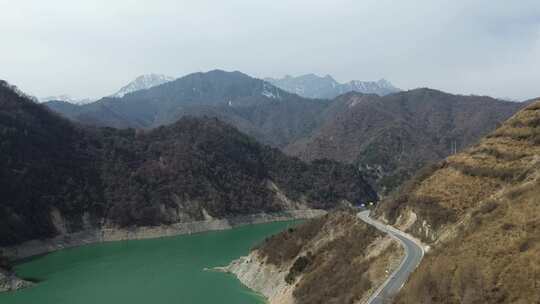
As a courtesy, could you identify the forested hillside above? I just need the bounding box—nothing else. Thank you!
[286,89,524,193]
[45,71,524,195]
[0,80,376,247]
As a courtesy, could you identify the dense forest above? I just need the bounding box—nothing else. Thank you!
[0,81,376,247]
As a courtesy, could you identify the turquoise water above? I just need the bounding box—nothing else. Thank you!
[0,221,298,304]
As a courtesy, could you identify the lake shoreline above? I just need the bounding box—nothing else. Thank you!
[2,209,326,262]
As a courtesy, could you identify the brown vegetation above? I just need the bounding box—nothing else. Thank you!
[380,100,540,303]
[396,180,540,304]
[255,211,403,304]
[286,89,524,193]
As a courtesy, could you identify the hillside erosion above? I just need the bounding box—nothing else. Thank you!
[1,210,325,261]
[219,211,404,304]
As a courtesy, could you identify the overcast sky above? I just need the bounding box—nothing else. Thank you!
[1,0,539,100]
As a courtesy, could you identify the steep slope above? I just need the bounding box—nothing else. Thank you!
[377,100,540,303]
[286,89,524,193]
[111,74,174,97]
[265,74,399,98]
[46,70,330,148]
[220,210,404,304]
[0,80,376,250]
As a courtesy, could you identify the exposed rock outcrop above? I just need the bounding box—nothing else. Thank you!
[219,252,295,304]
[0,268,32,293]
[1,209,326,261]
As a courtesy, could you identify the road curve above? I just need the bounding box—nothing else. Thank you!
[358,210,424,304]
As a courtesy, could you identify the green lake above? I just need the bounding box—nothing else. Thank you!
[0,221,298,304]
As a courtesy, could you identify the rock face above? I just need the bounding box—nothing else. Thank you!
[220,252,295,304]
[220,211,404,304]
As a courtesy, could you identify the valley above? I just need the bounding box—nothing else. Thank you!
[1,69,536,304]
[3,1,540,303]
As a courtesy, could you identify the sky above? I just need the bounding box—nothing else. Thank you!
[1,0,539,100]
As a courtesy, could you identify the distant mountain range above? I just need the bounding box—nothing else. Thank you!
[41,73,397,106]
[265,74,400,99]
[38,74,175,105]
[43,70,525,193]
[44,70,330,148]
[40,95,94,105]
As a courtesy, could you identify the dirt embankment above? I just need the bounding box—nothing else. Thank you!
[1,209,327,262]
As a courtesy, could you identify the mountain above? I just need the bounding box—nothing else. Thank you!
[0,80,376,248]
[38,74,175,105]
[265,74,400,99]
[377,99,540,303]
[227,98,540,304]
[40,95,94,105]
[110,74,175,98]
[285,89,525,193]
[45,70,331,148]
[44,71,524,195]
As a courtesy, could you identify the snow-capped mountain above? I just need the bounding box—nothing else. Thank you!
[40,95,94,105]
[338,79,399,96]
[265,74,400,99]
[111,74,175,98]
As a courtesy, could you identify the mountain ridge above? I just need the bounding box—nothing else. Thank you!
[45,70,331,148]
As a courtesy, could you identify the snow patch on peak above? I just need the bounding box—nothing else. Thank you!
[261,82,282,100]
[40,95,94,105]
[111,74,175,98]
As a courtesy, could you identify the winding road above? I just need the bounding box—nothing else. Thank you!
[358,210,425,304]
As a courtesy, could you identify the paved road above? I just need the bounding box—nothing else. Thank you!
[358,210,424,304]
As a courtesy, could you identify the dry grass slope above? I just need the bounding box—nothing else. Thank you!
[254,211,403,304]
[379,100,540,303]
